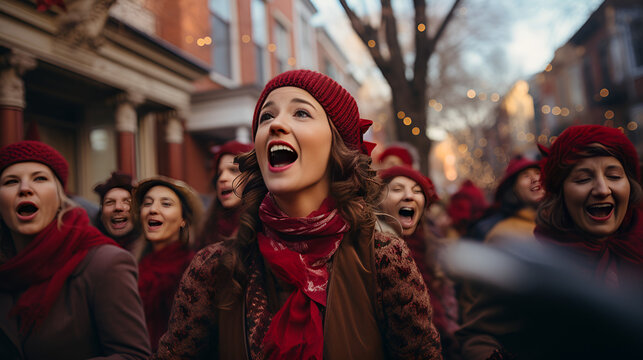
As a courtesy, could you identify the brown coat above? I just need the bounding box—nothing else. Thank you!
[0,244,151,360]
[153,231,443,359]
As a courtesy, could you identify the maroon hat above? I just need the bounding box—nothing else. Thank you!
[211,140,253,172]
[251,69,376,155]
[447,180,488,229]
[93,172,135,202]
[494,155,541,201]
[377,145,414,167]
[0,140,69,189]
[541,125,640,194]
[379,165,439,207]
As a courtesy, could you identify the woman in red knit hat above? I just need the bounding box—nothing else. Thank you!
[133,176,204,351]
[535,125,643,284]
[153,70,442,359]
[196,140,253,249]
[0,141,150,359]
[378,165,459,358]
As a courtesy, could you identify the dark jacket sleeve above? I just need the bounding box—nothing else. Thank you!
[374,232,443,359]
[88,245,151,360]
[152,244,225,359]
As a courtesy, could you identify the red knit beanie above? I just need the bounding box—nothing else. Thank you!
[494,155,541,201]
[211,140,253,172]
[377,145,414,167]
[252,70,376,155]
[379,165,439,207]
[541,125,640,194]
[447,180,488,229]
[93,172,135,202]
[0,140,69,189]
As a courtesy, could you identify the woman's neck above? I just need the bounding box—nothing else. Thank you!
[272,191,329,218]
[10,231,34,253]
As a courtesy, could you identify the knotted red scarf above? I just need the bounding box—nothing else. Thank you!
[138,240,194,351]
[258,195,349,360]
[0,207,116,334]
[534,208,643,287]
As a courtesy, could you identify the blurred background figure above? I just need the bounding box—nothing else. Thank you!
[468,155,544,243]
[93,172,142,253]
[378,165,460,358]
[375,144,417,170]
[0,141,150,359]
[196,140,252,249]
[447,180,489,237]
[133,176,204,352]
[454,125,643,360]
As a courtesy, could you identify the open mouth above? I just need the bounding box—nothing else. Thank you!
[530,184,542,192]
[221,189,233,196]
[148,219,163,229]
[586,203,614,220]
[397,207,417,229]
[16,202,39,219]
[269,143,298,168]
[110,216,129,229]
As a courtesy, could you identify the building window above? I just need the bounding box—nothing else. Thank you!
[210,0,232,78]
[252,0,268,85]
[274,20,291,74]
[324,59,339,82]
[296,13,314,69]
[629,15,643,69]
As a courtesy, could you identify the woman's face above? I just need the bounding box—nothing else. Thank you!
[255,86,332,214]
[513,167,545,206]
[563,156,631,238]
[0,162,61,237]
[381,176,426,236]
[140,185,185,250]
[216,153,243,209]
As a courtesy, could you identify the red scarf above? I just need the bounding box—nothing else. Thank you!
[534,208,643,287]
[0,208,116,334]
[138,241,194,351]
[258,195,349,360]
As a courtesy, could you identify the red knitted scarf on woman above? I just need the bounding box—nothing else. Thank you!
[534,208,643,286]
[257,194,349,360]
[138,241,194,351]
[0,208,116,334]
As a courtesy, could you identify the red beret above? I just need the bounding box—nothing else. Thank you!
[377,145,414,167]
[447,180,488,227]
[211,140,253,173]
[541,125,640,194]
[0,140,69,189]
[379,165,439,207]
[252,70,375,155]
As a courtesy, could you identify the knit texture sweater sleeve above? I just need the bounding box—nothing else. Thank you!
[374,231,444,359]
[152,243,225,359]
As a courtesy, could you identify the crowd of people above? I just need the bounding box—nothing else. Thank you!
[0,70,641,359]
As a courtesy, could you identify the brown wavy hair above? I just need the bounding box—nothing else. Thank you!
[212,123,383,308]
[536,144,643,235]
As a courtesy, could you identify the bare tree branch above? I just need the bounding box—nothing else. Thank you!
[428,0,463,54]
[380,0,406,84]
[412,0,429,93]
[338,0,391,74]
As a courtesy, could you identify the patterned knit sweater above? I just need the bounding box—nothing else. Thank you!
[152,231,442,359]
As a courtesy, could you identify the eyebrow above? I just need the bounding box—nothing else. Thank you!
[260,98,317,111]
[143,196,175,202]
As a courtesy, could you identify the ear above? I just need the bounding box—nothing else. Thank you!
[181,220,186,228]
